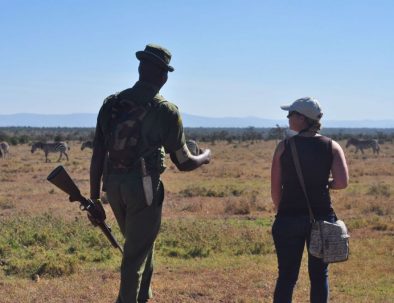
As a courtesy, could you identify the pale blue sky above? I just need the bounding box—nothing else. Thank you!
[1,0,393,120]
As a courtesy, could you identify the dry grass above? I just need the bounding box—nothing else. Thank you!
[0,140,393,302]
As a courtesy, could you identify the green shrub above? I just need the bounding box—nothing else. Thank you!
[156,218,274,259]
[0,214,122,278]
[179,185,244,198]
[367,183,391,197]
[0,199,15,210]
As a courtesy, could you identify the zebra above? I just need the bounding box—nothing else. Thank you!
[31,141,70,162]
[81,140,93,150]
[0,141,10,158]
[346,138,380,155]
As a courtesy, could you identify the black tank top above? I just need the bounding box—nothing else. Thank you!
[278,135,334,217]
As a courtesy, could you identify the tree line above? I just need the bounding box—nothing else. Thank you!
[1,126,393,145]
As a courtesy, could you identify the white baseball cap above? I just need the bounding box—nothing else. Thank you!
[281,97,323,121]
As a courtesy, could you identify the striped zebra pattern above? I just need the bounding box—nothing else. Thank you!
[346,138,380,155]
[0,141,10,158]
[81,141,93,150]
[31,141,69,162]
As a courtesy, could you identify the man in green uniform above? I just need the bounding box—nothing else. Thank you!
[90,44,211,303]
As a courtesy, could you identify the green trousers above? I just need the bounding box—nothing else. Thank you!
[105,172,164,303]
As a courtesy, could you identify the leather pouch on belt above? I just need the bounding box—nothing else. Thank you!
[140,157,153,206]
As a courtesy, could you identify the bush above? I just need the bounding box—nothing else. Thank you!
[224,200,251,215]
[367,183,391,197]
[156,218,274,259]
[0,214,122,278]
[179,185,244,198]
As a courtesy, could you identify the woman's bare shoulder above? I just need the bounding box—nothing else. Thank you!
[331,139,344,153]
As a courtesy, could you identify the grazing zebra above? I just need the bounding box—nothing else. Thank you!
[81,140,93,150]
[0,141,10,158]
[31,141,69,162]
[346,138,380,155]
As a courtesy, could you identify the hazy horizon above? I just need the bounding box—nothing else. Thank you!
[1,112,394,129]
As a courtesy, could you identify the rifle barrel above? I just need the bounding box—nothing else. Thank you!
[98,222,124,254]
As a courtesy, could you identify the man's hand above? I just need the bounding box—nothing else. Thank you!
[87,199,106,226]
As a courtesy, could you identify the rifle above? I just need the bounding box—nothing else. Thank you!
[47,165,123,254]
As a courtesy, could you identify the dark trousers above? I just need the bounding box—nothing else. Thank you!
[272,214,335,303]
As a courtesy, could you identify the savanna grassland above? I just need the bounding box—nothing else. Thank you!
[0,139,393,303]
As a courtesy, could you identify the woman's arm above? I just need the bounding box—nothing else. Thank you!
[271,141,285,211]
[330,140,349,190]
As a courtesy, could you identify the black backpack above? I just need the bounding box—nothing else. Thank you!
[101,92,166,169]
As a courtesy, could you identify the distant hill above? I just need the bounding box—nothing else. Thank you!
[1,113,394,128]
[0,113,97,128]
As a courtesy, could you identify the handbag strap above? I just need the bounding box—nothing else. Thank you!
[289,137,315,223]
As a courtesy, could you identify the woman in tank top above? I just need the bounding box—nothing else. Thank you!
[271,97,349,303]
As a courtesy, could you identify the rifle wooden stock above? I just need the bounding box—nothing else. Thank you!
[47,165,123,254]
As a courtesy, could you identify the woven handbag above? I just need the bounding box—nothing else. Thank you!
[289,137,350,263]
